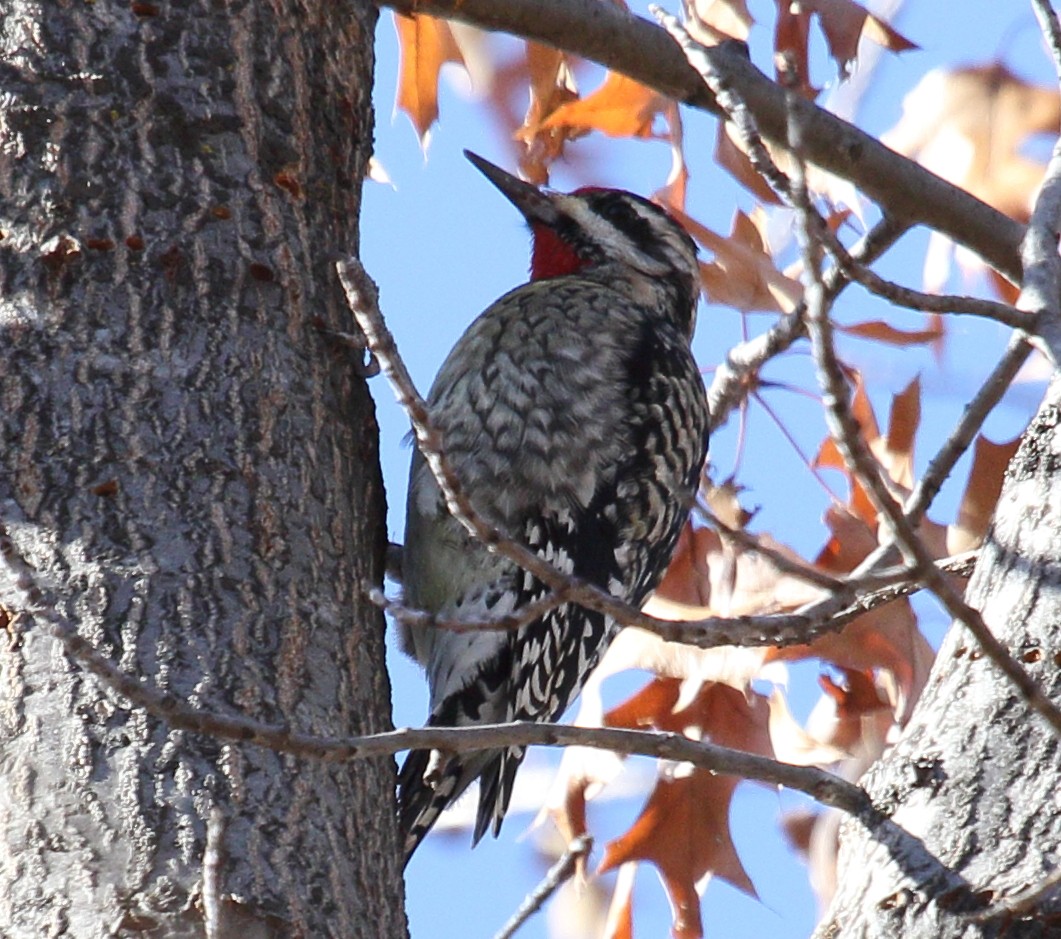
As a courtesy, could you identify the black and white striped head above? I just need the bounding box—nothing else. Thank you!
[465,151,701,337]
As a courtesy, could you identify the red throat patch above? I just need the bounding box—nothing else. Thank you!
[529,223,585,280]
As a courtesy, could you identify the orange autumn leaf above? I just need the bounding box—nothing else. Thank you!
[885,377,920,488]
[514,43,580,184]
[600,771,752,939]
[602,865,636,939]
[541,71,667,140]
[768,594,934,722]
[393,12,466,144]
[815,373,917,527]
[653,516,823,616]
[601,681,768,937]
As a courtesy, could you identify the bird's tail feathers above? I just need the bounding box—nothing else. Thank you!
[472,745,526,845]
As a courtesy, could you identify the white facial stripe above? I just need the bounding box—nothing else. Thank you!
[556,195,671,276]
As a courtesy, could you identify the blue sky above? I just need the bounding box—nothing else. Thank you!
[361,3,1052,936]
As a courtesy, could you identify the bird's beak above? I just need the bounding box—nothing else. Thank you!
[464,151,560,226]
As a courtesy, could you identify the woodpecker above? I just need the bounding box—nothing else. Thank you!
[397,152,709,859]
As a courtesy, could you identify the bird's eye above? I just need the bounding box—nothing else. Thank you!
[598,198,634,226]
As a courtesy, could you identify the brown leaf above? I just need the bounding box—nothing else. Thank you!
[715,122,782,204]
[807,0,917,73]
[689,0,754,42]
[775,0,917,83]
[653,518,823,616]
[769,598,933,721]
[813,669,892,753]
[768,690,846,766]
[602,863,637,939]
[600,682,772,936]
[884,63,1060,221]
[884,375,921,490]
[393,12,466,144]
[948,434,1021,553]
[514,43,580,184]
[838,315,945,354]
[653,108,690,214]
[814,373,922,526]
[541,71,667,140]
[599,769,754,939]
[681,208,802,313]
[814,504,878,573]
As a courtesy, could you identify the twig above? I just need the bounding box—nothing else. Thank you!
[381,544,974,641]
[1033,0,1061,82]
[493,836,593,939]
[820,232,1027,329]
[903,334,1031,527]
[1,583,875,824]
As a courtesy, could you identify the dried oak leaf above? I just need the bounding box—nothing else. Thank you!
[715,122,783,204]
[393,12,467,144]
[782,670,894,907]
[884,63,1060,222]
[541,71,668,140]
[652,518,823,616]
[600,680,768,938]
[948,434,1021,553]
[838,315,945,358]
[514,43,580,184]
[688,0,755,43]
[774,0,917,88]
[678,208,803,313]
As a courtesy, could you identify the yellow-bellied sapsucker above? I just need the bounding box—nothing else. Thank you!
[397,152,709,858]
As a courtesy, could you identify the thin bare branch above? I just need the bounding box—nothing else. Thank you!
[904,334,1032,527]
[380,543,975,642]
[821,234,1028,329]
[2,563,874,824]
[1033,0,1061,81]
[493,837,593,939]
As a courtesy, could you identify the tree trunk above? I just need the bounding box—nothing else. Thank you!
[820,381,1061,938]
[0,2,406,936]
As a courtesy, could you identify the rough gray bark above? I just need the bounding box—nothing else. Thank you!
[0,1,407,937]
[818,381,1061,938]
